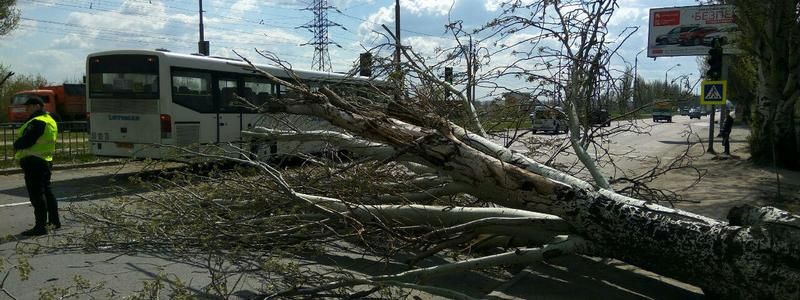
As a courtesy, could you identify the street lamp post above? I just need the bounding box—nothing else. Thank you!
[664,64,681,94]
[632,48,645,109]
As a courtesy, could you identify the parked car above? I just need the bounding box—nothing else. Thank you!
[679,107,689,116]
[590,109,611,127]
[530,106,568,134]
[688,108,702,119]
[678,26,718,46]
[703,25,738,46]
[655,25,700,45]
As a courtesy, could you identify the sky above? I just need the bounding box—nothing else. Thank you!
[0,0,703,100]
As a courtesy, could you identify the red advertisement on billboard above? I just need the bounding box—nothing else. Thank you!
[648,5,740,57]
[653,10,680,26]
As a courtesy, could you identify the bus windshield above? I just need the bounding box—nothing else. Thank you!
[88,55,159,99]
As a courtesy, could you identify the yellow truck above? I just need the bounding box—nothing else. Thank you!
[652,100,673,123]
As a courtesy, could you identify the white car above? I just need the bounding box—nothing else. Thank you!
[703,25,738,46]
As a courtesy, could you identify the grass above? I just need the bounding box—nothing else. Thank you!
[483,118,533,131]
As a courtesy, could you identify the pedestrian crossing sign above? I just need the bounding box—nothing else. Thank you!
[700,80,727,105]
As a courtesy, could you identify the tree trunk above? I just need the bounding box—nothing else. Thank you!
[738,0,800,170]
[260,89,800,298]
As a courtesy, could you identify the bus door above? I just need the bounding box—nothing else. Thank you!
[216,77,243,144]
[170,70,216,147]
[241,77,277,155]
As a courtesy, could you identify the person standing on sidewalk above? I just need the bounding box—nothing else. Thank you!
[721,111,734,155]
[13,96,60,236]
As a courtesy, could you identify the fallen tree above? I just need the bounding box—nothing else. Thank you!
[53,0,798,299]
[232,61,799,298]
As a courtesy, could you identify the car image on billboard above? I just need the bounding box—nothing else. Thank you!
[678,26,719,46]
[655,25,699,45]
[702,24,738,46]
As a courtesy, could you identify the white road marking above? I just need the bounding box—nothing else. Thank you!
[0,202,30,208]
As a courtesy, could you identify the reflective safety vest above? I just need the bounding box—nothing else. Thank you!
[15,113,58,161]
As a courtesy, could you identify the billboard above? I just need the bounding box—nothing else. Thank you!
[648,5,740,57]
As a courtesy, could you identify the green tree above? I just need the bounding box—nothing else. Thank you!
[733,1,800,170]
[0,0,20,36]
[727,55,757,125]
[613,67,634,114]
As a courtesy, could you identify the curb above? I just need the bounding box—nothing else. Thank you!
[0,160,123,176]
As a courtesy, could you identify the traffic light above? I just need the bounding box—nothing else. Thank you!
[444,67,453,100]
[444,67,453,83]
[359,52,372,77]
[706,44,723,80]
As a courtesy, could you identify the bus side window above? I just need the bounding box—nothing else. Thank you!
[220,87,237,111]
[217,78,239,113]
[244,77,274,111]
[257,92,272,104]
[242,87,256,104]
[172,70,213,113]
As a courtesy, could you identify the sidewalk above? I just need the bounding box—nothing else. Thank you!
[0,159,124,176]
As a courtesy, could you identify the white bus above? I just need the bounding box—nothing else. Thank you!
[86,49,373,160]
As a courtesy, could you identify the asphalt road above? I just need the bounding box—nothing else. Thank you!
[0,116,727,299]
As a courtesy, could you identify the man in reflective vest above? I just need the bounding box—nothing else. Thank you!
[14,96,60,236]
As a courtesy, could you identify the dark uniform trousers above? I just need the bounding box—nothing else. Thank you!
[20,156,59,228]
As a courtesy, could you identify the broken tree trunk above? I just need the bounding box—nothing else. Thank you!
[249,76,800,298]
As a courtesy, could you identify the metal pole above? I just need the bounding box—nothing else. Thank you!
[633,49,643,109]
[664,64,679,95]
[394,0,400,72]
[199,0,204,42]
[393,0,401,102]
[467,37,472,104]
[198,0,209,55]
[719,56,730,132]
[708,104,716,153]
[707,55,730,153]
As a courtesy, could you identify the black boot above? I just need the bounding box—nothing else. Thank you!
[21,227,47,236]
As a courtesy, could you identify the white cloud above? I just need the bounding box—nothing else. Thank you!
[484,0,535,12]
[230,0,258,18]
[358,5,394,37]
[358,0,456,37]
[405,36,454,55]
[27,50,85,83]
[67,0,168,33]
[483,0,504,12]
[168,13,198,25]
[52,33,93,49]
[401,0,455,16]
[609,7,647,27]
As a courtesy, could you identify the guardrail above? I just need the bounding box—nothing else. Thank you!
[1,121,90,162]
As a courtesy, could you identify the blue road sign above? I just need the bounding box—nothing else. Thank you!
[701,80,727,105]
